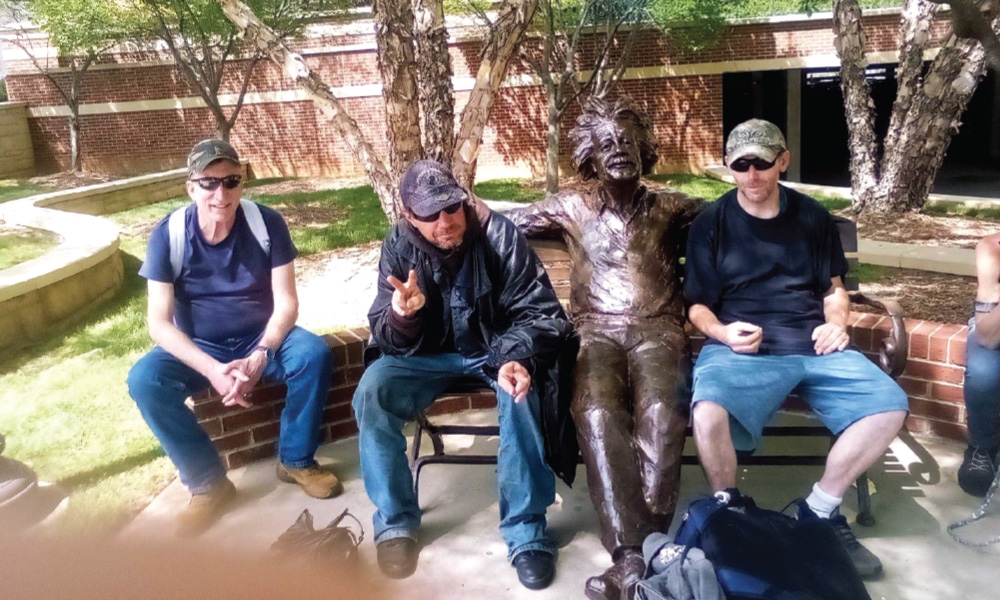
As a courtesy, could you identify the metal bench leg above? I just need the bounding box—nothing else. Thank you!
[855,472,875,526]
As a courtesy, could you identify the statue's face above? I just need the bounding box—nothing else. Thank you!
[591,120,642,184]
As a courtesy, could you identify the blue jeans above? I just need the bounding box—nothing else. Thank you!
[352,353,555,562]
[127,327,333,494]
[964,327,1000,451]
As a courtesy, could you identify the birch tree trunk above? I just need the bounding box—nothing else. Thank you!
[834,0,996,213]
[451,0,539,188]
[217,0,399,219]
[413,0,455,164]
[216,0,536,217]
[374,0,423,180]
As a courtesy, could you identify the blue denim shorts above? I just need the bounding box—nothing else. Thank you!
[691,344,909,451]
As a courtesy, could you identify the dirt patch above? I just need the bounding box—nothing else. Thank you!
[854,268,977,325]
[29,171,122,190]
[847,210,995,249]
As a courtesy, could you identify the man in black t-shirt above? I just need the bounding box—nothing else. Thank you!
[684,119,908,578]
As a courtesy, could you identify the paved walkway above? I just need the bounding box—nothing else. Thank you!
[124,410,999,599]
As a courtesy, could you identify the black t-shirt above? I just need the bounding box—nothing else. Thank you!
[684,186,849,355]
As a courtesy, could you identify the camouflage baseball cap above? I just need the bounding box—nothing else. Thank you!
[399,159,468,218]
[187,138,240,175]
[725,119,787,162]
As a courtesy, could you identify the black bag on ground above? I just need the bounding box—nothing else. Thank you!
[673,490,870,600]
[270,509,364,566]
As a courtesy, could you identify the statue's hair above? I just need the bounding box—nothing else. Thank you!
[570,96,659,181]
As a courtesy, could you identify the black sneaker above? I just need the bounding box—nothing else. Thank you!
[796,501,882,579]
[958,445,998,497]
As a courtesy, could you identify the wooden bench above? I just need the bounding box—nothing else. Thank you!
[410,217,909,526]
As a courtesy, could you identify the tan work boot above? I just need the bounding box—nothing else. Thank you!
[276,462,344,499]
[176,477,236,538]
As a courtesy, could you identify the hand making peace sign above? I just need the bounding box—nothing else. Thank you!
[387,269,426,317]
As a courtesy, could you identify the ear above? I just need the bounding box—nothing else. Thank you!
[778,150,792,173]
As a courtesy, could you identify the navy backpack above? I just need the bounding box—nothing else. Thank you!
[673,490,871,600]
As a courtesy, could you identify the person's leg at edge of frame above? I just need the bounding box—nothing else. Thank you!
[961,330,1000,496]
[267,327,341,499]
[351,353,460,579]
[492,380,557,591]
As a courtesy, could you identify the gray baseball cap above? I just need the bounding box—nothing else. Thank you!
[187,139,240,175]
[399,159,468,218]
[725,119,787,162]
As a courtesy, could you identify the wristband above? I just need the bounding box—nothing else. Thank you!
[253,345,275,361]
[974,301,998,314]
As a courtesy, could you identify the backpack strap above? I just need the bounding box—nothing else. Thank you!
[240,199,271,257]
[166,200,271,281]
[167,205,188,281]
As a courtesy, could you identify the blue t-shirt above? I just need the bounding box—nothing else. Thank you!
[684,186,848,355]
[139,202,298,345]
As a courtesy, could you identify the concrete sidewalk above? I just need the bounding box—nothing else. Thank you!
[124,410,999,599]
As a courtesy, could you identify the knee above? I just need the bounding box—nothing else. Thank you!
[127,359,159,407]
[691,401,728,438]
[288,333,334,375]
[570,395,630,434]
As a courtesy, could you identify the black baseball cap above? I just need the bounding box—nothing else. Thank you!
[399,159,468,219]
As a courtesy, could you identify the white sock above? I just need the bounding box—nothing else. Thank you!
[805,483,842,519]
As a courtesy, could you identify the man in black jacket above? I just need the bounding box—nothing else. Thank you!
[352,159,573,590]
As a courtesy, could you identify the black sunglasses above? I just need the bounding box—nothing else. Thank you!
[189,174,243,191]
[729,153,783,173]
[411,202,464,223]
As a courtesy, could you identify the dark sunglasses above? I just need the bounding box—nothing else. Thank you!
[189,174,243,191]
[411,202,464,223]
[729,153,783,173]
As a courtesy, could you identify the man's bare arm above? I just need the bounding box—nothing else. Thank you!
[973,233,1000,348]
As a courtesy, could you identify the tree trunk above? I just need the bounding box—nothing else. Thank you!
[69,110,81,172]
[451,0,540,189]
[835,0,996,213]
[217,0,399,220]
[374,0,423,180]
[875,40,986,210]
[545,85,561,194]
[413,0,455,165]
[833,0,880,209]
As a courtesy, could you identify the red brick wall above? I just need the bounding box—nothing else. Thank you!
[194,315,971,470]
[3,11,949,178]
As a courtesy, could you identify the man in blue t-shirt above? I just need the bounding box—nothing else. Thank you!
[127,139,340,537]
[684,120,908,578]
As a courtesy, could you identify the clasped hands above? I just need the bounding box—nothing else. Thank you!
[208,351,269,408]
[388,270,532,402]
[722,321,849,355]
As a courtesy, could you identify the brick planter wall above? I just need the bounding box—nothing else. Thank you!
[196,313,972,470]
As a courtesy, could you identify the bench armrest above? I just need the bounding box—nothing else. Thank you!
[849,291,908,379]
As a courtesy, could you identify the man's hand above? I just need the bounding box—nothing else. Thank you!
[812,322,849,355]
[722,322,762,354]
[498,361,531,403]
[219,359,255,408]
[387,270,426,318]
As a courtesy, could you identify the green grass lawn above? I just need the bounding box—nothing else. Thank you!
[0,181,390,534]
[0,179,53,204]
[0,228,60,271]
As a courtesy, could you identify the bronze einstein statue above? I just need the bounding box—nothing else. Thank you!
[508,97,701,600]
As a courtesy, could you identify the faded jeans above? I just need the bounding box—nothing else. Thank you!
[128,327,333,494]
[352,352,555,562]
[964,324,1000,451]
